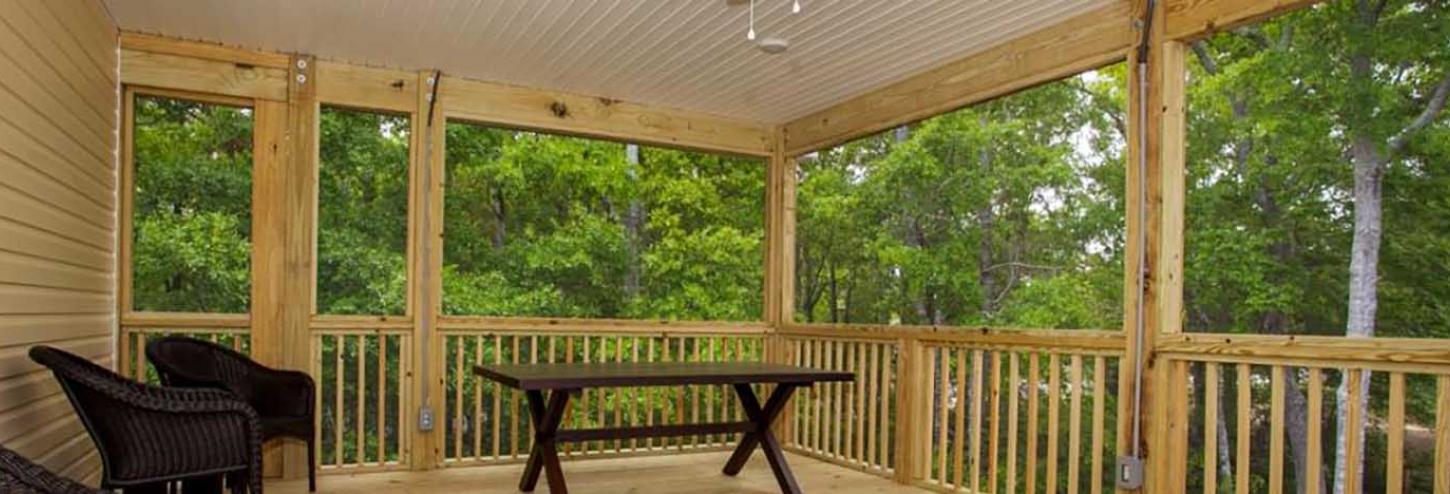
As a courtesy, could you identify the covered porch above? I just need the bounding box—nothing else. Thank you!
[1,0,1449,494]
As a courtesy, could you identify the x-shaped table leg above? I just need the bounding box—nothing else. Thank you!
[723,383,803,494]
[520,389,573,494]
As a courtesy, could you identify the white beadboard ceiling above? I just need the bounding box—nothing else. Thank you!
[103,0,1113,123]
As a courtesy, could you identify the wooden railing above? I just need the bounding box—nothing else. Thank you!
[1155,334,1450,494]
[122,321,1450,493]
[776,325,1127,494]
[776,333,900,475]
[436,321,769,466]
[310,328,412,472]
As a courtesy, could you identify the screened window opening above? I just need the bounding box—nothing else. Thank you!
[442,122,765,321]
[316,106,411,316]
[130,94,254,313]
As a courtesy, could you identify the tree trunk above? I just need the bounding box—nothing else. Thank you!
[1215,394,1233,494]
[1334,131,1383,494]
[623,144,643,297]
[976,116,997,316]
[1334,7,1383,488]
[490,186,507,250]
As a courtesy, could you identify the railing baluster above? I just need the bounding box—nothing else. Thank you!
[1436,376,1450,494]
[1068,354,1082,494]
[1026,352,1039,494]
[1089,356,1105,494]
[1007,352,1020,494]
[936,347,949,483]
[492,334,502,460]
[1046,353,1060,494]
[1307,368,1322,494]
[1235,363,1250,494]
[451,334,462,461]
[333,335,343,467]
[953,348,967,488]
[1387,372,1404,494]
[1345,369,1363,494]
[1203,362,1219,494]
[1270,366,1284,494]
[378,334,388,464]
[867,341,879,470]
[356,335,365,465]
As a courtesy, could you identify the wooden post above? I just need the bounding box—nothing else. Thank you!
[765,127,797,439]
[410,69,447,470]
[1120,0,1186,492]
[892,336,929,485]
[281,53,319,480]
[764,126,795,327]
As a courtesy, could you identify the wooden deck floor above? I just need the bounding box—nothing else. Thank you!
[270,452,920,494]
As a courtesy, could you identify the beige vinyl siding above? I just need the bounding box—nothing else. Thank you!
[0,0,117,485]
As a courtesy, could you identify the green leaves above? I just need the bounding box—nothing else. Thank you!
[794,69,1127,329]
[442,124,765,321]
[131,96,253,313]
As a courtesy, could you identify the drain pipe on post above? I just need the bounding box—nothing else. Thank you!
[1117,0,1155,490]
[417,70,443,437]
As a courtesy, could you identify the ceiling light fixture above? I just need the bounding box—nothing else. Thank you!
[732,0,806,54]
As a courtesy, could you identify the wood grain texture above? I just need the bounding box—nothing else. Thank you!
[1162,0,1321,41]
[270,450,921,494]
[782,3,1132,156]
[121,48,288,101]
[442,75,771,157]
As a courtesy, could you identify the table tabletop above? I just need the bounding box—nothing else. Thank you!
[475,361,853,390]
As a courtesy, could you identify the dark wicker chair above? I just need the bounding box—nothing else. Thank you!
[28,346,262,494]
[146,336,316,491]
[0,445,109,494]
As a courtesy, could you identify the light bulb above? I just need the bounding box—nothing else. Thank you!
[747,0,756,40]
[792,0,801,14]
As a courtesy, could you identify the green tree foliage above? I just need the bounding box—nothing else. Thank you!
[317,107,411,315]
[131,95,253,313]
[795,67,1127,329]
[442,123,764,321]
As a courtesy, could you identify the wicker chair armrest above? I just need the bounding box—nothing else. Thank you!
[250,368,314,417]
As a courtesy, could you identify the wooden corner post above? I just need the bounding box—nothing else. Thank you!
[410,69,447,470]
[1120,0,1187,492]
[764,126,796,329]
[764,126,797,438]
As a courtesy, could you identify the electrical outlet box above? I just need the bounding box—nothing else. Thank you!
[418,406,435,431]
[1116,456,1143,490]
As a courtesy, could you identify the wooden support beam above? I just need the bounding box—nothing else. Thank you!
[119,31,290,69]
[781,2,1133,156]
[441,76,772,157]
[315,61,416,113]
[119,33,772,158]
[121,49,288,101]
[1162,0,1322,41]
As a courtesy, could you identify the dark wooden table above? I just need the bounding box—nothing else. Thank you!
[475,362,854,494]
